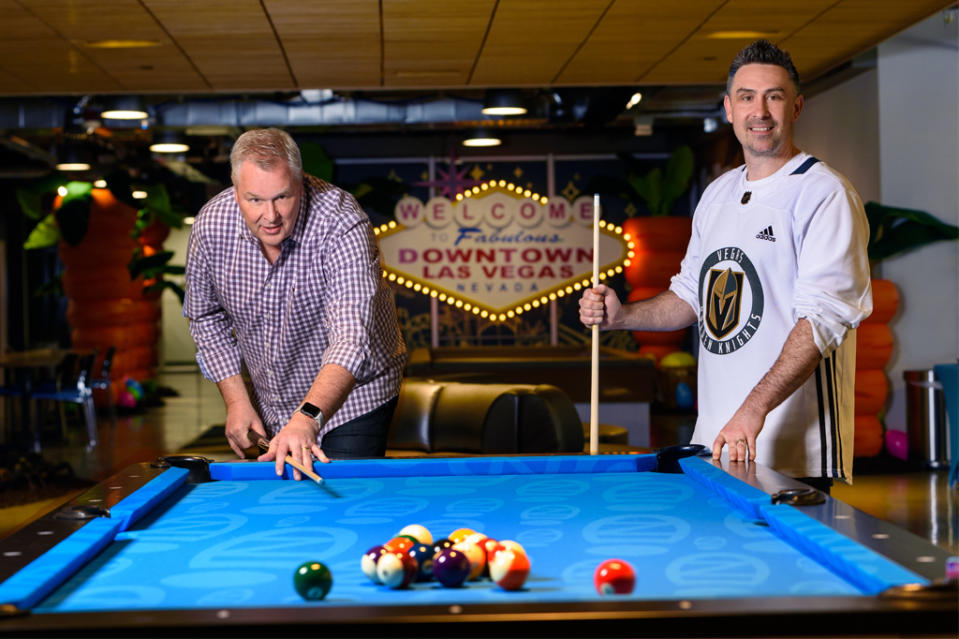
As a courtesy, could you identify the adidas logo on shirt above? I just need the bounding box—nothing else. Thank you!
[756,225,776,242]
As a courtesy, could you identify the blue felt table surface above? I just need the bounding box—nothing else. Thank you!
[30,456,921,613]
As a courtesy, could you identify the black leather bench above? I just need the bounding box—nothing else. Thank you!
[387,379,630,456]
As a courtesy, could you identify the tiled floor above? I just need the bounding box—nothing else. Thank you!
[2,366,957,555]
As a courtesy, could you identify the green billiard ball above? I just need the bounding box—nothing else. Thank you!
[293,560,333,601]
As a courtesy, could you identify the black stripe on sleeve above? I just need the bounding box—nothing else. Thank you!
[790,156,820,175]
[831,356,845,478]
[824,355,839,475]
[814,366,828,476]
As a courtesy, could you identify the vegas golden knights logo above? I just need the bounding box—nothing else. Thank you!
[706,267,744,339]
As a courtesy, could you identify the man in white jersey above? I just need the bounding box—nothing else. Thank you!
[579,40,872,491]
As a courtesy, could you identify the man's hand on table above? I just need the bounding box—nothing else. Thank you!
[258,413,330,480]
[712,405,765,463]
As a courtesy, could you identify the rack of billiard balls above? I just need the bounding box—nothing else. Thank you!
[293,524,635,601]
[361,524,530,590]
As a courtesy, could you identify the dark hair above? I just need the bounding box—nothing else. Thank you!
[727,40,800,94]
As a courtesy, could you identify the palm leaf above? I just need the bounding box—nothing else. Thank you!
[865,201,959,261]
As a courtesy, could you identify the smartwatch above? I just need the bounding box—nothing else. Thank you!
[297,402,324,428]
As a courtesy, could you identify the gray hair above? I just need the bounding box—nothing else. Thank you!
[230,128,303,184]
[727,40,801,95]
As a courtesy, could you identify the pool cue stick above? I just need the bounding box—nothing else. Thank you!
[249,429,324,484]
[590,193,600,456]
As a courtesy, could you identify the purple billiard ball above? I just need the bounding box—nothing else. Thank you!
[432,548,471,588]
[431,537,454,558]
[361,545,389,583]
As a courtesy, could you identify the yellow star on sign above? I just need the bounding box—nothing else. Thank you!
[561,180,580,201]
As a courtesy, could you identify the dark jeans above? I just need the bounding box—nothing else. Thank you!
[797,476,833,494]
[320,396,398,460]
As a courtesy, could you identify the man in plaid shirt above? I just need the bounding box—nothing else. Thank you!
[184,128,405,478]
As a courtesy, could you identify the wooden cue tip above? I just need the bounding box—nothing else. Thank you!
[284,454,324,484]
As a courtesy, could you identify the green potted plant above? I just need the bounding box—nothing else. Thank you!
[18,173,187,403]
[618,146,696,362]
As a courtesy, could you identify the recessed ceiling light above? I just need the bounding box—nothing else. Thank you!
[55,162,91,171]
[462,131,502,147]
[482,106,526,116]
[706,31,778,39]
[394,70,460,78]
[101,110,148,120]
[482,90,528,116]
[150,142,189,153]
[150,130,189,154]
[101,96,149,120]
[83,40,161,49]
[462,138,501,147]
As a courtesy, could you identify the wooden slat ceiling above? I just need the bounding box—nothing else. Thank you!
[0,0,951,96]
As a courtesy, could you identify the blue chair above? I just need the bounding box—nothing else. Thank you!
[933,363,958,486]
[0,377,25,399]
[0,373,26,446]
[29,352,98,450]
[90,346,116,424]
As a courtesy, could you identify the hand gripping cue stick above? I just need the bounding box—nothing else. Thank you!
[248,429,324,484]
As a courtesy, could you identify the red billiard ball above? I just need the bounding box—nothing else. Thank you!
[479,537,500,577]
[498,540,526,556]
[593,559,635,595]
[488,548,530,591]
[376,551,418,589]
[482,539,503,564]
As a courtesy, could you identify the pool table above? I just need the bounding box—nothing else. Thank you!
[0,450,955,637]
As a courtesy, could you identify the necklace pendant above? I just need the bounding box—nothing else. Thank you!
[741,191,751,205]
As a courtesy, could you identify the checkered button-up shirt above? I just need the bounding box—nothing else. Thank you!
[183,175,406,441]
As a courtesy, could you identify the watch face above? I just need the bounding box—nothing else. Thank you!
[300,402,321,420]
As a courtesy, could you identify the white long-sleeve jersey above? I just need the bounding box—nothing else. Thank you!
[669,152,872,480]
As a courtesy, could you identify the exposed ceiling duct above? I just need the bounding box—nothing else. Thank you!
[0,87,675,132]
